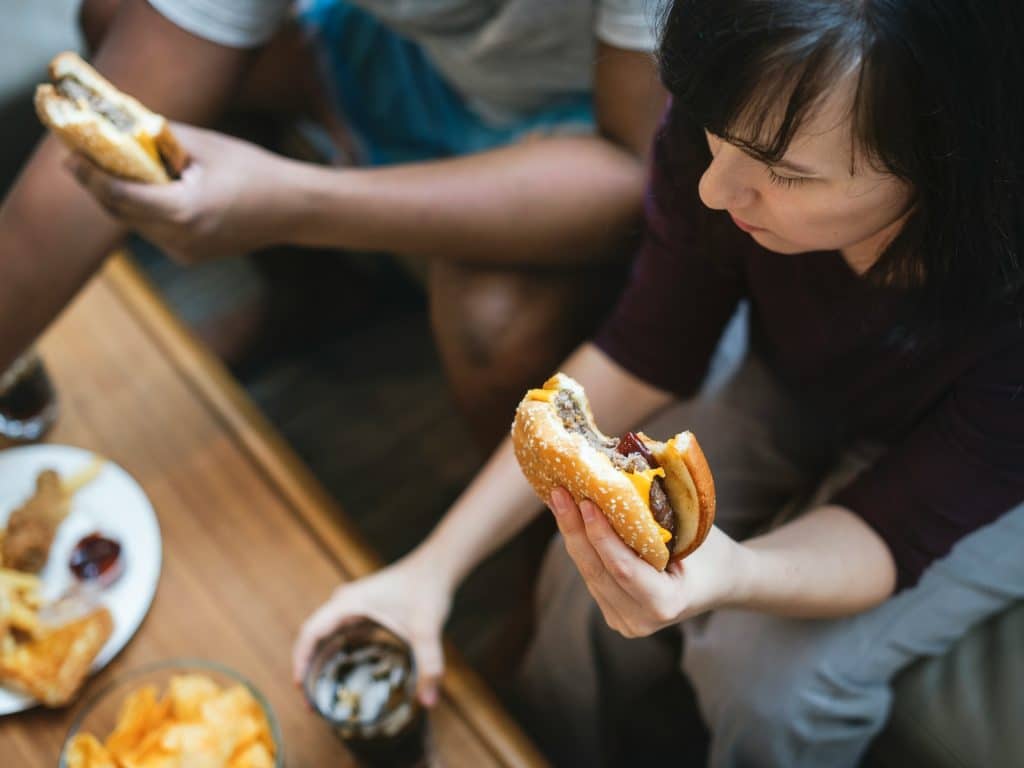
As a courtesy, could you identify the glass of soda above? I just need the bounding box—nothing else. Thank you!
[0,348,58,442]
[304,620,430,767]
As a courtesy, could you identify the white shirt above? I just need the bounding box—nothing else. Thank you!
[147,0,667,123]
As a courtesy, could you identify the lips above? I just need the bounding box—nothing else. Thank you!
[729,213,765,233]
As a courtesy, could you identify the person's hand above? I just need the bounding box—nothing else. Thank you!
[65,123,299,264]
[292,554,453,708]
[548,487,748,637]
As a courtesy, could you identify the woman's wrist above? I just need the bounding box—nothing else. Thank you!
[723,539,760,609]
[400,532,465,596]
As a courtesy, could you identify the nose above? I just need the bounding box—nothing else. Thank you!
[698,142,758,211]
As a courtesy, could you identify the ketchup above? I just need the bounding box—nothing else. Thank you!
[69,533,123,586]
[615,431,659,467]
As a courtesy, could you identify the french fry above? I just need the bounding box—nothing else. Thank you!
[62,456,106,497]
[7,601,40,637]
[0,568,43,641]
[0,588,10,638]
[0,567,43,592]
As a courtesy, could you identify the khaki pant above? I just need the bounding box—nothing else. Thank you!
[517,355,1024,767]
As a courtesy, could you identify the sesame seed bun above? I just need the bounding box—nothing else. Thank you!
[511,373,716,570]
[34,52,186,183]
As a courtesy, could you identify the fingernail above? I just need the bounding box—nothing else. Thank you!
[422,687,438,707]
[550,490,566,515]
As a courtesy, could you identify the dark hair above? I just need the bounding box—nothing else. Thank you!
[658,0,1024,341]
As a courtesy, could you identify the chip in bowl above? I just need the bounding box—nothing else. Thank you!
[61,662,281,768]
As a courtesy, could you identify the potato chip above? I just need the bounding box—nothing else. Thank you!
[73,673,276,768]
[168,673,220,721]
[201,686,258,737]
[65,733,116,768]
[229,742,275,768]
[121,719,174,767]
[105,684,159,758]
[123,756,177,768]
[160,722,227,766]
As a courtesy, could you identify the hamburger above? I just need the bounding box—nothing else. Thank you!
[34,52,187,183]
[512,373,715,570]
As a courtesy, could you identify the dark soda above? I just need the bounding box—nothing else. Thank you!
[305,621,429,767]
[0,352,57,441]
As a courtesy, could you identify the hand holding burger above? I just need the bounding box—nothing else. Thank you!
[36,52,297,265]
[512,373,750,638]
[512,373,716,570]
[35,52,187,183]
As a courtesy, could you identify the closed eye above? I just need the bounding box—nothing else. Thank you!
[767,167,811,188]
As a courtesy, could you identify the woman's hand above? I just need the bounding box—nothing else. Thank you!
[548,487,749,637]
[292,554,453,708]
[65,123,299,264]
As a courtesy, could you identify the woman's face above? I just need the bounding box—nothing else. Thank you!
[698,84,913,273]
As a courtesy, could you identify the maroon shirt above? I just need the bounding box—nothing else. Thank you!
[595,121,1024,591]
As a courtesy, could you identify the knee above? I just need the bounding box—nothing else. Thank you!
[686,632,802,738]
[429,261,611,377]
[429,261,621,449]
[430,262,548,372]
[684,615,889,764]
[78,0,123,55]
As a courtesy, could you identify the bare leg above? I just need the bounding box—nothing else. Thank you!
[428,258,628,453]
[79,0,331,125]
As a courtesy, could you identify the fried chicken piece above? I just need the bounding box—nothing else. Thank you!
[2,470,72,573]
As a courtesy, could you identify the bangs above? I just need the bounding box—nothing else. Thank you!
[658,0,868,167]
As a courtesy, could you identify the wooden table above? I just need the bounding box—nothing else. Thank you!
[0,255,548,767]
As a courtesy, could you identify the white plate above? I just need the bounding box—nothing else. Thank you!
[0,444,161,714]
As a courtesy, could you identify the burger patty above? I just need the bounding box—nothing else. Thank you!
[554,391,677,547]
[57,76,135,132]
[647,476,675,543]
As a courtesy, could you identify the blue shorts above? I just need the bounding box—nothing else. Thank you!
[300,0,595,165]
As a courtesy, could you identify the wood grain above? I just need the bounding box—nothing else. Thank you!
[0,254,547,768]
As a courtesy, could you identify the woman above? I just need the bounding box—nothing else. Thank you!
[293,1,1024,765]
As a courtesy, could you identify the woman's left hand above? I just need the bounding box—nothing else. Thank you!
[65,123,298,264]
[549,486,749,637]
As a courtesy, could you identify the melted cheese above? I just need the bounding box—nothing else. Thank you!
[526,388,555,403]
[133,130,160,165]
[625,467,672,542]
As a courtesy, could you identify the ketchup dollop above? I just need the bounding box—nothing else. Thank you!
[69,533,123,586]
[615,431,659,467]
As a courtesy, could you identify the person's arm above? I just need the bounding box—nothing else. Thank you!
[0,0,250,370]
[292,341,672,701]
[66,43,668,266]
[733,506,897,616]
[421,342,673,591]
[290,43,668,265]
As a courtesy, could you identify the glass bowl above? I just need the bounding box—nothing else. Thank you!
[59,658,284,767]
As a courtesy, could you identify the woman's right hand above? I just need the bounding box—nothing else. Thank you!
[292,554,453,708]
